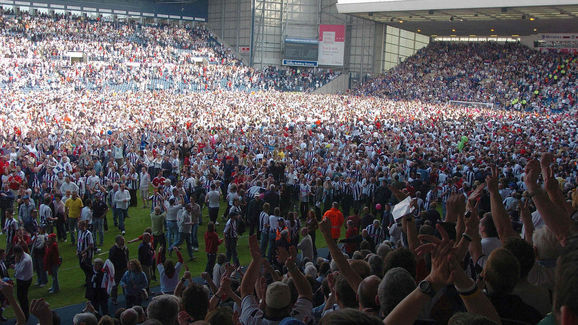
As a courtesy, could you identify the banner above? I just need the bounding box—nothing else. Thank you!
[535,34,578,54]
[318,25,345,66]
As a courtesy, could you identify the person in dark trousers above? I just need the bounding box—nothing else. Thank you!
[246,193,263,236]
[138,233,155,294]
[86,258,109,316]
[223,212,240,265]
[108,235,129,305]
[77,220,94,286]
[204,222,223,273]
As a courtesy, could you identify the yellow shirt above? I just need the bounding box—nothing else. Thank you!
[65,198,84,219]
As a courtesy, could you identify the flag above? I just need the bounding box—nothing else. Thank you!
[102,259,116,295]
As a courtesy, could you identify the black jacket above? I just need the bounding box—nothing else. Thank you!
[108,245,129,276]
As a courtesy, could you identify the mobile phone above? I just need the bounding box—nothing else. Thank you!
[465,211,472,219]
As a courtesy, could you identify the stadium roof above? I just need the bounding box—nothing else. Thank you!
[337,0,578,36]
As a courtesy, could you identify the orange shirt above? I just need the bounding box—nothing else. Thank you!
[323,208,345,240]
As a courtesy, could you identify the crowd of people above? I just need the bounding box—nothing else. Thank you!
[0,10,338,93]
[0,6,576,325]
[0,85,576,324]
[356,42,576,112]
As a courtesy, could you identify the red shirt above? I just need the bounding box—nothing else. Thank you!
[152,176,165,188]
[8,175,23,191]
[204,231,223,254]
[344,227,359,255]
[44,242,60,272]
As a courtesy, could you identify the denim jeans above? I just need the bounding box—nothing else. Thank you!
[112,207,119,226]
[260,229,269,257]
[225,236,239,265]
[50,264,59,292]
[117,208,127,231]
[171,232,193,259]
[32,252,47,285]
[267,231,277,261]
[191,223,199,249]
[67,218,78,242]
[206,253,216,273]
[93,218,104,246]
[166,220,178,247]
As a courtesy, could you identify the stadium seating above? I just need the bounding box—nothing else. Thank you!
[356,42,576,112]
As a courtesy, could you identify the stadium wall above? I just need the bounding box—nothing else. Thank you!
[312,72,351,94]
[208,0,385,80]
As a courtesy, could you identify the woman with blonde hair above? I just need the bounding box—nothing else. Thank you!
[120,259,148,307]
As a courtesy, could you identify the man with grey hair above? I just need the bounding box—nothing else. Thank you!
[120,308,139,325]
[147,294,180,325]
[378,267,416,318]
[73,312,97,325]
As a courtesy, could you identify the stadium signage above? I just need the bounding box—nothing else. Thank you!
[282,59,318,67]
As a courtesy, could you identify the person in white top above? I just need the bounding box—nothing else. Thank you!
[478,212,502,268]
[13,245,33,320]
[205,184,221,224]
[113,183,131,234]
[267,207,281,261]
[80,199,93,226]
[139,167,151,208]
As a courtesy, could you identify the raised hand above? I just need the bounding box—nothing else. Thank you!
[30,298,53,325]
[417,224,455,291]
[543,164,560,193]
[318,217,331,237]
[485,165,499,194]
[446,193,466,222]
[524,160,541,193]
[248,234,261,260]
[465,200,481,238]
[276,246,289,265]
[540,152,554,170]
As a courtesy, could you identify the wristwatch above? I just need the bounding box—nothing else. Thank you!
[418,280,436,298]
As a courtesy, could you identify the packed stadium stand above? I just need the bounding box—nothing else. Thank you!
[0,11,338,93]
[356,42,576,111]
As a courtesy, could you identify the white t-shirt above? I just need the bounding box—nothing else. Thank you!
[157,261,183,293]
[207,190,221,208]
[268,215,280,231]
[80,206,93,224]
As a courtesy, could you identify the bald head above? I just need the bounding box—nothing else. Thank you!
[358,275,381,311]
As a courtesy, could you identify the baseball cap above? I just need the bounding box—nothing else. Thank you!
[266,281,291,309]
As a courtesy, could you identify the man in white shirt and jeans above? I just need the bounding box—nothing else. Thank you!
[114,183,131,235]
[13,245,33,321]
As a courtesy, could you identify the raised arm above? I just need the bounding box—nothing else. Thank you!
[525,159,572,246]
[445,193,466,224]
[174,247,184,264]
[449,256,502,325]
[403,214,419,255]
[240,235,263,298]
[486,166,518,241]
[202,271,218,294]
[0,280,26,325]
[465,205,483,266]
[286,246,312,300]
[386,224,454,325]
[319,218,363,292]
[541,153,573,216]
[519,199,534,244]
